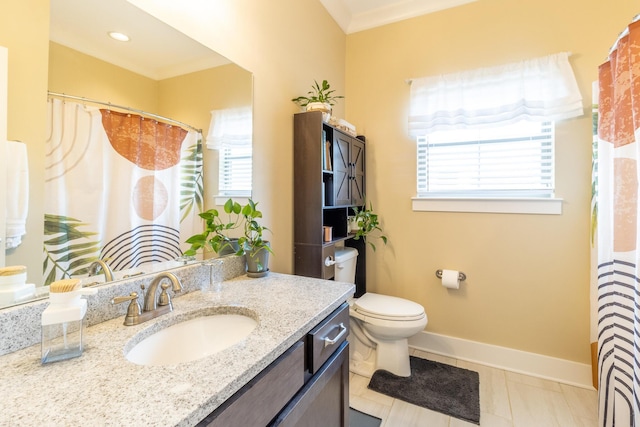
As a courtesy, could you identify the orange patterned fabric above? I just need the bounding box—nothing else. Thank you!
[101,109,187,171]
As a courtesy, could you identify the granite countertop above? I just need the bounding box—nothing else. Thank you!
[0,272,354,426]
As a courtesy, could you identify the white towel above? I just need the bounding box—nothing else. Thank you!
[5,141,28,249]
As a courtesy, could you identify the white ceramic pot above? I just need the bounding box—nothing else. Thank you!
[306,102,331,122]
[348,216,360,232]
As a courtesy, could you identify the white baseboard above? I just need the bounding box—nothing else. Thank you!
[408,331,594,390]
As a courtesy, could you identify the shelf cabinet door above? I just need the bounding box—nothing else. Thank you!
[351,138,365,206]
[333,132,365,207]
[333,133,351,206]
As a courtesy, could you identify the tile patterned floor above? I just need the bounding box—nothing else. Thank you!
[349,349,598,427]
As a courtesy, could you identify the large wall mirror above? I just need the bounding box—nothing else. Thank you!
[1,0,253,308]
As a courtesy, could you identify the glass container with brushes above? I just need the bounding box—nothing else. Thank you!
[41,278,97,364]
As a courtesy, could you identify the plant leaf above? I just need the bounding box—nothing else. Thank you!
[42,213,102,286]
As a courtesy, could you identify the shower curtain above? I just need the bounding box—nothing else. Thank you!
[596,19,640,426]
[43,98,203,285]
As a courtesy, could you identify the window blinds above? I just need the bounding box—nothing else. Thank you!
[219,146,252,197]
[417,121,554,197]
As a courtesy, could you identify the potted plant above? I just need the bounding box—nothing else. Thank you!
[184,198,243,257]
[351,201,388,252]
[237,199,274,277]
[291,80,344,121]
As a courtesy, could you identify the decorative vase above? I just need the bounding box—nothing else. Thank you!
[245,241,270,278]
[348,216,360,232]
[218,238,240,256]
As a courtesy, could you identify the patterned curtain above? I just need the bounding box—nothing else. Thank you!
[596,19,640,426]
[43,99,203,285]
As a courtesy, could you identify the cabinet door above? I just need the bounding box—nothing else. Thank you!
[333,134,351,206]
[271,342,349,427]
[350,138,365,206]
[198,342,305,426]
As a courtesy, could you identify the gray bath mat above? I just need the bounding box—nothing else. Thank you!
[368,356,480,424]
[350,407,382,427]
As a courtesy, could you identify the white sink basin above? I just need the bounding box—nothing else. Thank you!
[126,314,258,366]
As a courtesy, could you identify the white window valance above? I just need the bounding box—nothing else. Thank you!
[408,52,583,136]
[206,106,252,149]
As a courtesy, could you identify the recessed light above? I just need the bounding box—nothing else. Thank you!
[108,32,130,42]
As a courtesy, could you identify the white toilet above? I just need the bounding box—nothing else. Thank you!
[334,247,427,378]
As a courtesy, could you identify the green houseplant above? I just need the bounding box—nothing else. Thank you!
[351,201,388,252]
[291,80,344,119]
[184,198,242,257]
[184,198,274,276]
[237,199,274,276]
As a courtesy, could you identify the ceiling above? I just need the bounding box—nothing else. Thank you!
[49,0,230,80]
[320,0,478,34]
[49,0,476,80]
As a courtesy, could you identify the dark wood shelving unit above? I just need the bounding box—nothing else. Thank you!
[294,111,367,297]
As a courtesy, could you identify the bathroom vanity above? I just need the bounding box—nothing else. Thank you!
[0,270,354,426]
[200,302,350,426]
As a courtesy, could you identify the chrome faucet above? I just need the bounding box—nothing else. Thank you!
[88,260,114,282]
[111,272,183,326]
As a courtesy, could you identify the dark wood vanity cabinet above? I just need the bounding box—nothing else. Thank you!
[294,111,367,295]
[198,303,350,427]
[272,303,350,426]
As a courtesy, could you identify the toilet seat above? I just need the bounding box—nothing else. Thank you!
[352,292,425,322]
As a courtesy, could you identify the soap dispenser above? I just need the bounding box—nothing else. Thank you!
[41,279,97,364]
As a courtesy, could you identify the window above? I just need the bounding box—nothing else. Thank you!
[408,53,580,214]
[218,145,252,197]
[206,107,252,199]
[417,121,554,198]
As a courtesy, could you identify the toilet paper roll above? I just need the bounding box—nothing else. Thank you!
[441,269,460,289]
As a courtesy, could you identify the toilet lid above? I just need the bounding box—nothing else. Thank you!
[353,293,425,321]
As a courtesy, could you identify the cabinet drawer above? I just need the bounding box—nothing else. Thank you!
[307,303,349,374]
[199,341,305,427]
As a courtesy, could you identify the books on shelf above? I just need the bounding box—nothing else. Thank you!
[323,140,332,171]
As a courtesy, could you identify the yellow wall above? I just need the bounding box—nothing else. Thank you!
[48,42,159,111]
[158,64,252,211]
[49,43,252,147]
[0,0,49,284]
[345,0,637,363]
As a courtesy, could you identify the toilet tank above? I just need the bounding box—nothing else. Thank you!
[334,247,358,284]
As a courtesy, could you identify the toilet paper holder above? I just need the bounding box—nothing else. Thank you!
[435,270,466,281]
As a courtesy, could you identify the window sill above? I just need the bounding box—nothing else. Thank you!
[411,197,563,215]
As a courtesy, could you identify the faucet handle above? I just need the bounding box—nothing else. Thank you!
[158,283,172,308]
[111,292,142,326]
[157,281,182,308]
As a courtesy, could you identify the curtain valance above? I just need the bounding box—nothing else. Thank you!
[408,52,583,136]
[206,107,252,149]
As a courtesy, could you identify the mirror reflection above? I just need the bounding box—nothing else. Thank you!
[1,0,253,308]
